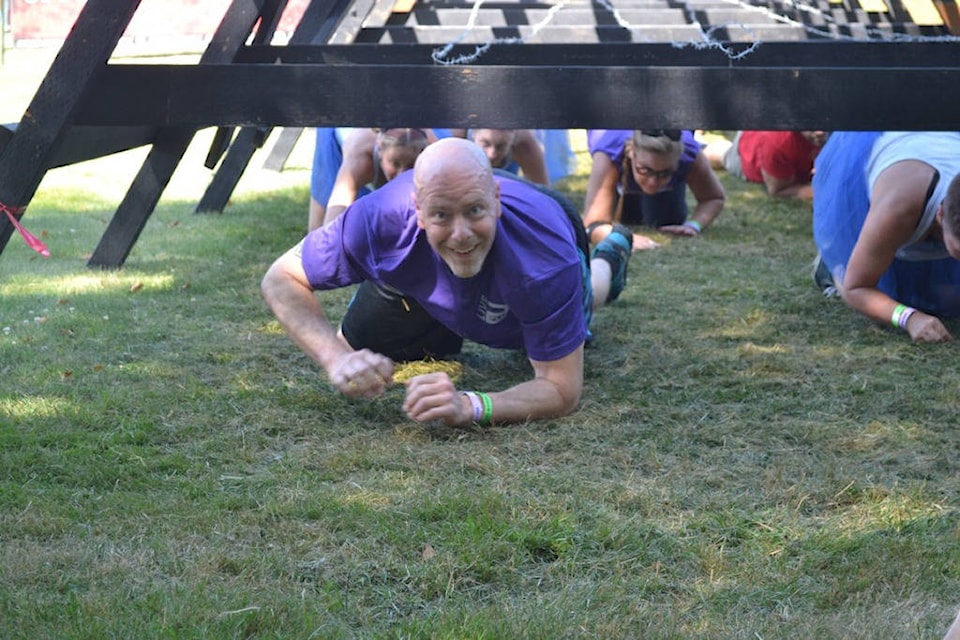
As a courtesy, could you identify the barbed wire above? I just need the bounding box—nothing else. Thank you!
[430,0,960,64]
[432,0,569,64]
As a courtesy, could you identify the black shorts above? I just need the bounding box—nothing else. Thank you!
[340,172,591,362]
[619,185,688,227]
[340,282,464,362]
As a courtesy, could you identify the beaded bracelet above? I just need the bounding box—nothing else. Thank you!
[683,220,702,234]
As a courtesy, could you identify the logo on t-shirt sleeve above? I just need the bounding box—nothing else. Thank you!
[477,295,510,325]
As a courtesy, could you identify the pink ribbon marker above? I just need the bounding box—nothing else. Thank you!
[1,203,50,258]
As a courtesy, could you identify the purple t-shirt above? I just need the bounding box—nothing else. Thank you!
[587,129,701,191]
[301,171,586,362]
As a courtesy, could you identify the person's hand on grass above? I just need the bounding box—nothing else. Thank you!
[633,234,661,251]
[658,223,700,238]
[403,372,471,427]
[905,312,953,343]
[330,349,394,398]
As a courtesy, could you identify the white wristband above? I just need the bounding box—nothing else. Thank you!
[461,391,483,423]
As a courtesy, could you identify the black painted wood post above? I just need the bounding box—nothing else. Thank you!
[0,0,143,257]
[194,0,358,214]
[87,0,278,268]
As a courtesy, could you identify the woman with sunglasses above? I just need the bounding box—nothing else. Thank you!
[582,129,726,251]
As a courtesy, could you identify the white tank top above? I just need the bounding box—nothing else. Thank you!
[867,131,960,261]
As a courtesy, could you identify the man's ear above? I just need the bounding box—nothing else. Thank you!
[413,191,426,229]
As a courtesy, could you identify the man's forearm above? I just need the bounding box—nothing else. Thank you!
[482,377,581,425]
[468,350,584,426]
[262,267,350,374]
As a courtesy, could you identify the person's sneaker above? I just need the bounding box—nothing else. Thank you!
[592,224,633,302]
[812,253,838,298]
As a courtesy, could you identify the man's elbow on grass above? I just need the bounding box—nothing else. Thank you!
[761,172,807,199]
[549,374,584,419]
[558,388,582,417]
[260,261,286,310]
[261,265,278,307]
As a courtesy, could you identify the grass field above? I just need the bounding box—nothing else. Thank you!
[2,48,960,640]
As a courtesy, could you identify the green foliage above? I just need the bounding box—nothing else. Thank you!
[1,136,959,640]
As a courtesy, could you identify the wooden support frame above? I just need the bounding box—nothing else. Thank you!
[87,0,288,267]
[195,0,362,214]
[73,42,960,131]
[0,0,959,267]
[0,0,145,262]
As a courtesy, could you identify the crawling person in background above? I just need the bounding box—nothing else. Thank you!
[450,128,550,186]
[813,131,960,342]
[262,137,634,428]
[705,130,829,200]
[582,129,725,251]
[307,127,435,231]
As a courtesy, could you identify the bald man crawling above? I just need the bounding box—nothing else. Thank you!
[262,137,632,428]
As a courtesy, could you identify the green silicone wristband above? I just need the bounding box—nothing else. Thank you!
[477,392,493,426]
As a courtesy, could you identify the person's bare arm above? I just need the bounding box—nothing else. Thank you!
[402,345,584,427]
[660,152,726,237]
[582,153,660,250]
[308,197,326,232]
[322,129,377,226]
[582,153,619,228]
[261,242,394,397]
[511,130,550,185]
[842,160,952,342]
[761,169,813,200]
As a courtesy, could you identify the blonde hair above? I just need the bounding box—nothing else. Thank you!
[629,130,683,163]
[376,128,430,154]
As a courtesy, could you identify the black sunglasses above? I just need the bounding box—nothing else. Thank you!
[640,129,682,141]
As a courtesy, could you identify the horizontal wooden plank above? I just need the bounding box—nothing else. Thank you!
[359,24,762,43]
[234,41,960,67]
[402,8,689,26]
[74,60,960,130]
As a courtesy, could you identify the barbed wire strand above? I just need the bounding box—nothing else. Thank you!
[431,0,960,65]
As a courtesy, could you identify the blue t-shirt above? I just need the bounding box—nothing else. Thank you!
[301,172,587,361]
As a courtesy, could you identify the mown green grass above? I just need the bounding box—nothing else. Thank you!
[2,135,960,639]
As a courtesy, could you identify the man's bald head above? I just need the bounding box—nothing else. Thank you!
[411,137,502,279]
[414,137,494,194]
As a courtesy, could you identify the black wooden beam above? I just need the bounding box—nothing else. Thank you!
[0,0,144,257]
[73,56,960,130]
[233,41,960,67]
[87,0,279,268]
[196,0,362,213]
